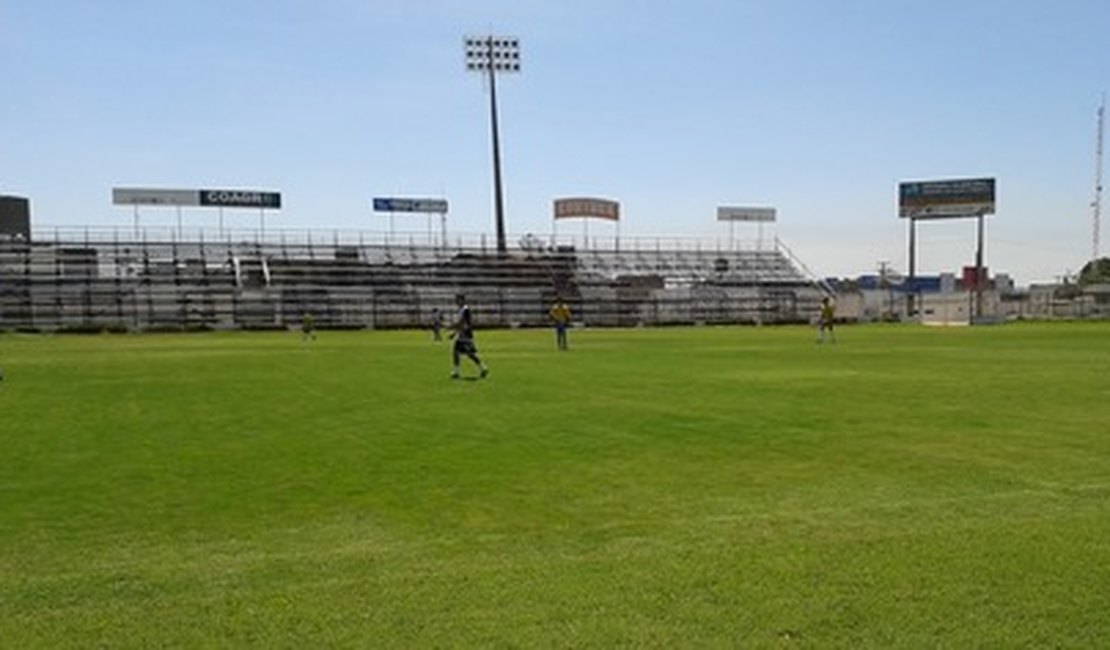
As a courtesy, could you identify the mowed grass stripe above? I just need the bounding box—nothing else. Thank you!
[1,322,1108,647]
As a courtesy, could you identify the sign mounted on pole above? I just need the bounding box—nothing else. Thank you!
[113,188,282,209]
[112,188,198,207]
[716,206,776,222]
[898,177,997,321]
[199,189,281,209]
[898,178,995,219]
[372,197,449,214]
[553,197,620,221]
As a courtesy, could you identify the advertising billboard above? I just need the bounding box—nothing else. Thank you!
[899,178,995,219]
[717,206,776,222]
[553,198,620,221]
[113,188,282,209]
[0,195,31,240]
[199,189,281,209]
[112,188,198,206]
[372,197,449,213]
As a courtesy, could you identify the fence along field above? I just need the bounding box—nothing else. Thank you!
[1,322,1108,646]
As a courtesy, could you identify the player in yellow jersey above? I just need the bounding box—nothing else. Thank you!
[817,296,836,344]
[301,312,317,342]
[549,297,572,351]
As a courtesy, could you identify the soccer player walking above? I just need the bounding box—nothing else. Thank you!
[817,296,836,344]
[450,294,489,379]
[548,297,572,351]
[431,307,443,341]
[301,312,317,342]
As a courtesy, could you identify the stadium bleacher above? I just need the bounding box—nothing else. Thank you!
[0,231,823,332]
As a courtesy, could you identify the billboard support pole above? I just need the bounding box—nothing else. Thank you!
[908,216,917,318]
[553,198,621,250]
[898,177,995,321]
[114,188,281,241]
[716,206,776,252]
[976,213,985,319]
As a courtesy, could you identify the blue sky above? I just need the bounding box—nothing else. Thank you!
[1,0,1107,284]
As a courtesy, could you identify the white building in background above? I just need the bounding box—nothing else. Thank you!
[827,268,1110,324]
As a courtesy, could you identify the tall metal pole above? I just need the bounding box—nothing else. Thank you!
[487,38,507,256]
[907,217,917,317]
[975,213,985,319]
[1094,94,1105,261]
[465,35,519,258]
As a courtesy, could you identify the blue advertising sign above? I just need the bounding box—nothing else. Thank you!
[899,178,995,219]
[373,197,449,214]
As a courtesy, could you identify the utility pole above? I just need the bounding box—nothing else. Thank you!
[1093,93,1105,261]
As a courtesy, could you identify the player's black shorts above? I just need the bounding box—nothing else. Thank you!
[454,338,478,355]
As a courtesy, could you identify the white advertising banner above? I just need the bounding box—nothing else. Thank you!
[113,188,282,209]
[717,206,776,222]
[112,188,199,207]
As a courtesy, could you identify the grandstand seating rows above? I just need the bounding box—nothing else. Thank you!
[0,236,820,332]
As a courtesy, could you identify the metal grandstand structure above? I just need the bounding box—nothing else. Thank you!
[0,227,824,332]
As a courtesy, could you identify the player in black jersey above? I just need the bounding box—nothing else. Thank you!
[450,294,489,379]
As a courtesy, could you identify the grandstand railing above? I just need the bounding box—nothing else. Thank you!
[2,228,822,332]
[28,226,779,255]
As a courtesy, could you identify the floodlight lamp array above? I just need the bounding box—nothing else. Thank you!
[464,36,521,73]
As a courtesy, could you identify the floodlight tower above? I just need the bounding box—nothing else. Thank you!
[1093,94,1105,261]
[465,35,520,256]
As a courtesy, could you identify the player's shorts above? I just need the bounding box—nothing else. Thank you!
[454,338,478,355]
[554,322,567,332]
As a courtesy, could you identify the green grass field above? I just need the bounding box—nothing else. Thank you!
[2,322,1109,647]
